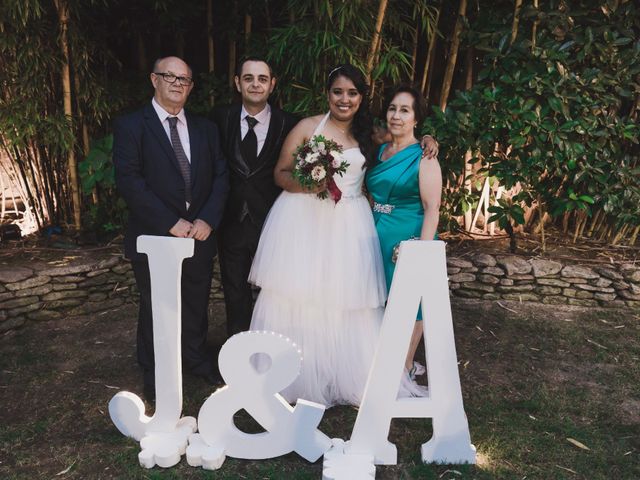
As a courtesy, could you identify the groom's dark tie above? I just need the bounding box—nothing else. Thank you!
[167,116,192,204]
[241,116,259,170]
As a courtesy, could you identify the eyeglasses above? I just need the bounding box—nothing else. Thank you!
[153,72,193,86]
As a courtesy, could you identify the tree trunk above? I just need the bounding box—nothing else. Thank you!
[54,0,81,230]
[421,7,440,97]
[366,0,389,86]
[439,0,467,112]
[511,0,523,45]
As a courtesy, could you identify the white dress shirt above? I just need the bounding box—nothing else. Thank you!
[240,103,271,156]
[152,97,191,162]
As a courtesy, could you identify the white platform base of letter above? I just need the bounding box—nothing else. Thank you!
[322,439,375,479]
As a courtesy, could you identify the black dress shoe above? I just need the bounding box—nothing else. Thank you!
[143,383,156,403]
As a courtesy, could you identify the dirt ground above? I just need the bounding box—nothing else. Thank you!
[1,294,638,479]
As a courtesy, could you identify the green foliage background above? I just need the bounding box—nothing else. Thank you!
[425,0,639,244]
[1,0,638,245]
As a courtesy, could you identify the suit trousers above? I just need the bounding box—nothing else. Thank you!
[218,216,261,337]
[132,253,214,384]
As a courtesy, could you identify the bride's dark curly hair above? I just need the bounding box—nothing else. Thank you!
[326,64,374,169]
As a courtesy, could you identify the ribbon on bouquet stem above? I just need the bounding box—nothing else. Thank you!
[327,177,342,203]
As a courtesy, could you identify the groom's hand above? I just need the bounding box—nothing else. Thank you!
[188,219,213,241]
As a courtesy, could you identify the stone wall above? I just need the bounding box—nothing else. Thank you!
[447,254,640,309]
[0,255,135,332]
[0,251,638,332]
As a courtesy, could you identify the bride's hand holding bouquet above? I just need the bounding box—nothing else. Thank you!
[291,135,349,202]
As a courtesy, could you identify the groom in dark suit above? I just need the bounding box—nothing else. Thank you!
[212,57,298,337]
[113,56,228,398]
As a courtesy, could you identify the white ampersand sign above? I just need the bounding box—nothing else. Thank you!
[188,331,333,469]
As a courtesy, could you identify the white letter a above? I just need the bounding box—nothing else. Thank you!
[347,241,476,465]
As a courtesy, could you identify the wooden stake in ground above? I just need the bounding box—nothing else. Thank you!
[54,0,81,230]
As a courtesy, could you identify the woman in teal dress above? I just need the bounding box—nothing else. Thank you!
[366,85,442,389]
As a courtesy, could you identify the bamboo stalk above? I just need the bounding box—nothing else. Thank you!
[531,0,540,50]
[136,33,146,73]
[244,14,252,47]
[594,211,607,237]
[421,7,440,96]
[410,26,418,82]
[612,224,629,246]
[228,39,236,88]
[562,211,570,234]
[629,225,639,245]
[366,0,389,87]
[572,211,586,243]
[510,0,523,45]
[54,0,81,230]
[228,2,237,88]
[0,172,6,220]
[586,209,602,237]
[207,0,215,73]
[537,195,546,252]
[439,0,467,111]
[578,212,589,238]
[265,0,272,31]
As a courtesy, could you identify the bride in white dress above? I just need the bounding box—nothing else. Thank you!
[249,64,384,407]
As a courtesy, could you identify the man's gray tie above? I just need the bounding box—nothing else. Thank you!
[167,116,192,204]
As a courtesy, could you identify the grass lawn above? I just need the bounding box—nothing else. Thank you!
[0,298,638,479]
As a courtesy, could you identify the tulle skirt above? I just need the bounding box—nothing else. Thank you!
[249,191,387,407]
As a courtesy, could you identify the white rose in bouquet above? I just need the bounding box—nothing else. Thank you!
[305,152,320,164]
[330,151,342,169]
[311,165,327,181]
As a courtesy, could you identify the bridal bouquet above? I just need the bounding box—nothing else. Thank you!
[292,135,349,202]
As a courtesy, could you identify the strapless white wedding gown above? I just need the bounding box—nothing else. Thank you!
[248,113,387,407]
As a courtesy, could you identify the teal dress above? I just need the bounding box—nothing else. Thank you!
[366,143,425,318]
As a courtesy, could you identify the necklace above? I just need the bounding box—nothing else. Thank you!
[329,115,348,135]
